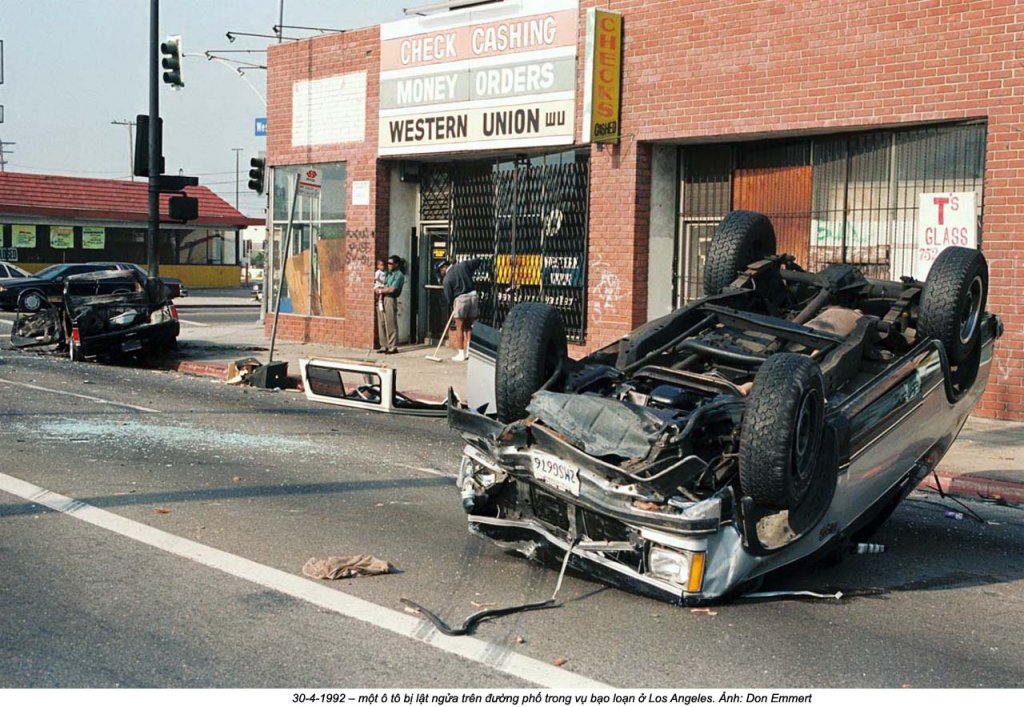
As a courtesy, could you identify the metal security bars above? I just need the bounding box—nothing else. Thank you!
[676,121,987,305]
[450,157,590,343]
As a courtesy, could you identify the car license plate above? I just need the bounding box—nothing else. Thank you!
[121,340,142,352]
[530,452,580,496]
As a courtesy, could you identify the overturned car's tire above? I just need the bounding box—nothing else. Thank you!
[495,303,568,423]
[703,210,777,296]
[917,246,988,366]
[740,353,825,511]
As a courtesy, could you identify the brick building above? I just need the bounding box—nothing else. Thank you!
[264,0,1023,420]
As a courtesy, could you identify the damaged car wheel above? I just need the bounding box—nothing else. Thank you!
[703,210,777,296]
[740,353,825,510]
[917,246,988,366]
[495,303,568,423]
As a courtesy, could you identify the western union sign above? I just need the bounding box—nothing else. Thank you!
[378,0,579,156]
[582,8,623,144]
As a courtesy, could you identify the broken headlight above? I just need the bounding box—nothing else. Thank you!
[648,546,705,592]
[149,304,174,324]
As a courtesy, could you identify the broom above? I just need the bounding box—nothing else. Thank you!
[425,309,458,362]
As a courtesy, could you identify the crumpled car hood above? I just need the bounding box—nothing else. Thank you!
[526,390,675,459]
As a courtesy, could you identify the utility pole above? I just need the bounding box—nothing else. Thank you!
[0,139,14,173]
[277,0,285,43]
[147,0,160,278]
[232,147,243,209]
[111,119,136,180]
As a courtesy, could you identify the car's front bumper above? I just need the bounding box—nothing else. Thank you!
[78,320,179,358]
[467,513,698,604]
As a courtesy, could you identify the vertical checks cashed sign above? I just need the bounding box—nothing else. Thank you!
[378,0,579,156]
[582,8,622,144]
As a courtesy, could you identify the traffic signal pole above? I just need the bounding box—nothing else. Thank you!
[147,0,160,278]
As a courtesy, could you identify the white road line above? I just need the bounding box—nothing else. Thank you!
[0,378,161,413]
[177,318,210,327]
[0,318,14,326]
[398,462,458,479]
[0,472,608,688]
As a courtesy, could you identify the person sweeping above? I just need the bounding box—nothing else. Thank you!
[437,258,483,362]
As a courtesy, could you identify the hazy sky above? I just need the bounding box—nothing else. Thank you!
[0,0,417,215]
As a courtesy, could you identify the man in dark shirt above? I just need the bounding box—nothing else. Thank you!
[438,257,483,362]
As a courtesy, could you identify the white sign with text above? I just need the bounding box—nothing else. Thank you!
[915,191,977,279]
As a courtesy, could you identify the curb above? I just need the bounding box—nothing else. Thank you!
[168,360,230,379]
[174,303,261,310]
[925,469,1024,507]
[164,359,302,390]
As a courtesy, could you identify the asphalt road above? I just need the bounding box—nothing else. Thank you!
[1,345,1023,688]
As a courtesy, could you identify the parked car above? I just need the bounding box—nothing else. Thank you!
[0,262,182,312]
[9,268,179,360]
[0,261,31,280]
[449,210,1002,605]
[123,264,187,299]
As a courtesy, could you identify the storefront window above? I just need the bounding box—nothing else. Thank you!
[676,121,987,304]
[268,162,347,317]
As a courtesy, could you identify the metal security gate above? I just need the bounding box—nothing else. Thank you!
[450,158,589,343]
[676,121,987,305]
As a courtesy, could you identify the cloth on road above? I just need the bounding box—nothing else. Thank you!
[302,554,394,580]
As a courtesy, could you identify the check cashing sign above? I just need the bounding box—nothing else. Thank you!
[378,0,579,156]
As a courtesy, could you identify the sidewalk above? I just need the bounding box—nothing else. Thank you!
[175,287,260,309]
[168,318,464,401]
[162,319,1024,506]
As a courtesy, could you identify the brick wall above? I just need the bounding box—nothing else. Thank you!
[266,27,385,349]
[577,0,1024,419]
[265,2,1024,419]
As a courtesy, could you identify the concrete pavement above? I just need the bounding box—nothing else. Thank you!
[164,301,1024,507]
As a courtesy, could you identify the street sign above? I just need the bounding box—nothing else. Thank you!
[297,167,322,197]
[255,117,267,137]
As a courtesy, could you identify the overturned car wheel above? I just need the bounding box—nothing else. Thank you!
[740,353,825,510]
[495,303,568,423]
[918,246,988,366]
[703,210,777,296]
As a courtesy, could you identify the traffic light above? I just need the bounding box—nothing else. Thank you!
[161,36,184,89]
[248,157,266,195]
[169,195,199,222]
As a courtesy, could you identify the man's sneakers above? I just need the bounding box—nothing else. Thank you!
[452,350,467,362]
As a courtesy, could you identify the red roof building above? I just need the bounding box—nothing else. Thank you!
[0,172,261,227]
[0,172,265,287]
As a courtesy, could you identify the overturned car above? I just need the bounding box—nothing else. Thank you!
[450,210,1001,605]
[10,269,179,360]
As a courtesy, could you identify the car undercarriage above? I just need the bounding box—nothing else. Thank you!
[449,211,1001,604]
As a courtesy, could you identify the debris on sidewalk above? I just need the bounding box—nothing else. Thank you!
[226,357,263,385]
[299,358,447,416]
[302,554,394,580]
[553,657,568,667]
[153,507,172,514]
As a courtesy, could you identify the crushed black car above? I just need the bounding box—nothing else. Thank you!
[10,269,179,361]
[450,210,1002,605]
